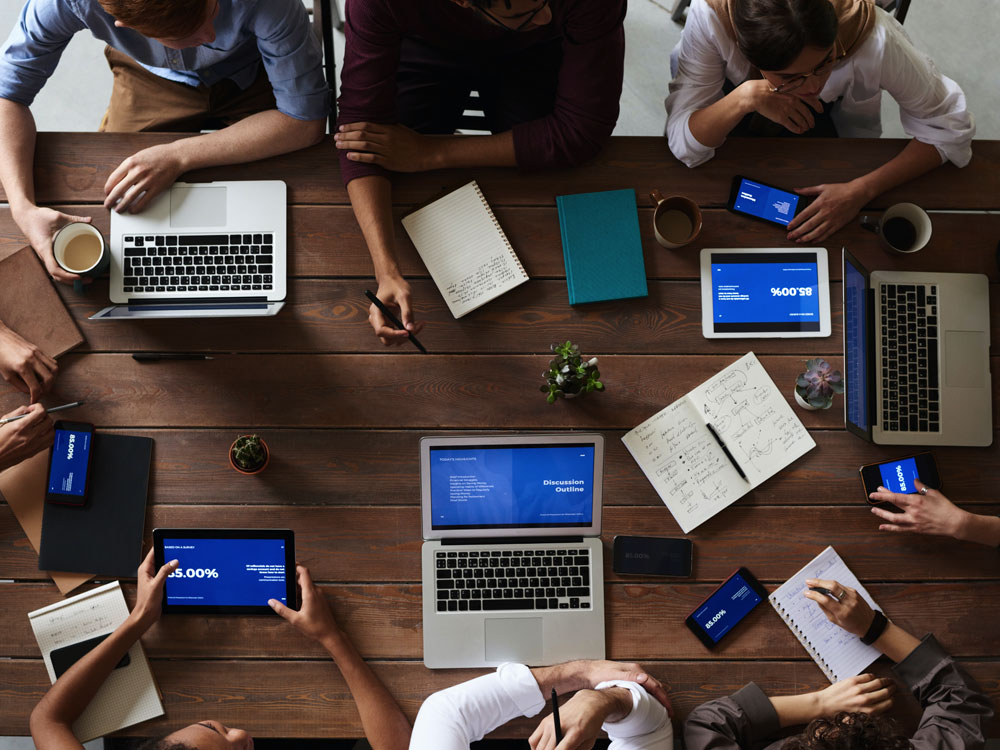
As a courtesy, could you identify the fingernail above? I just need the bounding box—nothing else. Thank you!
[878,486,886,492]
[170,559,179,566]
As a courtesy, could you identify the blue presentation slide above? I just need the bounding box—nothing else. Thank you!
[163,538,288,606]
[733,178,800,225]
[430,445,595,528]
[710,253,820,330]
[879,457,919,493]
[692,572,762,643]
[47,428,91,496]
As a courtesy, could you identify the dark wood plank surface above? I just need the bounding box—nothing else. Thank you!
[1,134,997,741]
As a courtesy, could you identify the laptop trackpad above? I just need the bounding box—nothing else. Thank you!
[944,331,987,388]
[484,618,543,664]
[170,186,227,227]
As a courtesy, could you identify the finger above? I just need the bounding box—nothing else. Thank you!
[297,564,315,590]
[269,598,292,618]
[128,188,157,214]
[335,138,381,151]
[800,95,823,113]
[798,221,832,243]
[792,99,815,129]
[39,350,59,370]
[153,558,180,585]
[33,361,56,398]
[339,122,382,135]
[114,181,146,214]
[105,159,132,195]
[347,152,382,164]
[788,212,824,240]
[867,696,894,715]
[138,546,157,575]
[870,487,912,506]
[795,185,825,196]
[806,578,841,592]
[870,506,913,524]
[396,295,414,330]
[1,404,33,420]
[787,200,820,232]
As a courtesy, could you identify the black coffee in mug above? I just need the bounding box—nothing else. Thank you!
[882,217,917,251]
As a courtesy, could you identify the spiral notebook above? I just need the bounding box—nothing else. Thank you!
[769,546,883,683]
[402,180,528,318]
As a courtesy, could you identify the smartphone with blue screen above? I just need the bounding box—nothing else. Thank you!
[860,451,941,502]
[727,175,804,228]
[45,421,95,506]
[685,567,767,649]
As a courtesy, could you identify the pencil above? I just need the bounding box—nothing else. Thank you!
[364,289,428,354]
[0,401,84,425]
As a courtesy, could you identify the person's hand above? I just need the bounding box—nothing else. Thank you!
[11,204,94,284]
[104,143,187,214]
[743,80,823,135]
[0,324,58,401]
[803,579,875,638]
[869,479,967,538]
[529,689,628,750]
[816,673,895,717]
[786,180,870,242]
[578,660,672,714]
[131,547,179,629]
[0,403,55,472]
[270,564,342,643]
[335,122,436,172]
[369,275,425,346]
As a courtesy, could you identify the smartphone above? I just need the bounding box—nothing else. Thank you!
[50,633,130,679]
[727,175,804,228]
[613,536,692,577]
[685,567,767,649]
[859,451,941,502]
[45,421,95,506]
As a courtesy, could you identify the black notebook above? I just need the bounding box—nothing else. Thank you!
[39,434,153,577]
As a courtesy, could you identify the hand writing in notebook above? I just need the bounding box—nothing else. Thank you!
[369,276,425,346]
[0,322,58,401]
[0,403,54,473]
[804,578,876,638]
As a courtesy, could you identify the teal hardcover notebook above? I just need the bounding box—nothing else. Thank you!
[557,189,648,305]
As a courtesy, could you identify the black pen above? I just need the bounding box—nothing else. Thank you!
[809,586,840,602]
[132,353,214,361]
[364,289,428,354]
[551,688,563,746]
[706,422,748,481]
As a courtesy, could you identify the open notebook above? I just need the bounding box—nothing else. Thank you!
[770,546,883,683]
[28,581,163,741]
[401,181,528,318]
[622,352,815,532]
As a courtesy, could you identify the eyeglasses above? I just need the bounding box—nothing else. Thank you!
[474,0,550,32]
[768,50,842,94]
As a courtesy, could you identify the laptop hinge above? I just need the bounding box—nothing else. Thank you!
[442,536,585,546]
[866,286,878,429]
[124,296,269,305]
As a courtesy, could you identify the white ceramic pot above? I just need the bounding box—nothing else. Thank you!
[794,389,819,410]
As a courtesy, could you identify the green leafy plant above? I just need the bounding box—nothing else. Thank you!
[540,341,605,404]
[230,434,268,472]
[795,358,844,409]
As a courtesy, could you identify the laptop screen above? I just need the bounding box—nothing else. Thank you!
[428,444,596,530]
[843,254,869,432]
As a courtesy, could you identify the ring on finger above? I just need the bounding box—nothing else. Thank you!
[918,487,928,495]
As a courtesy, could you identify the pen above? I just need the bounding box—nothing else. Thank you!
[0,401,84,425]
[551,688,563,746]
[364,289,428,354]
[132,353,215,361]
[706,422,748,481]
[808,586,841,602]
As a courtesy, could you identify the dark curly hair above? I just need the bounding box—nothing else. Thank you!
[731,0,838,71]
[783,711,910,750]
[136,736,195,750]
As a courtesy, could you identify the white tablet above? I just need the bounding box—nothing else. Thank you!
[700,247,831,338]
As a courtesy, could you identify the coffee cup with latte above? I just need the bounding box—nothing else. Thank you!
[650,190,702,249]
[860,202,932,255]
[52,222,109,293]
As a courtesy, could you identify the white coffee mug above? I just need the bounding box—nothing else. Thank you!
[52,222,108,292]
[860,202,932,254]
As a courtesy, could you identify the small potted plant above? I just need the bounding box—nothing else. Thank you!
[229,434,270,475]
[794,358,844,410]
[541,341,605,404]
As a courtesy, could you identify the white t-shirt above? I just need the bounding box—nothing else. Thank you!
[409,663,674,750]
[664,0,975,168]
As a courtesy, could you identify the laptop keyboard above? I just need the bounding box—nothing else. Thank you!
[879,283,940,432]
[120,234,275,294]
[435,547,593,613]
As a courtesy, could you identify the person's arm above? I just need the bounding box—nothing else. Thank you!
[29,549,178,750]
[0,321,58,401]
[869,478,1000,546]
[269,565,411,750]
[335,126,516,171]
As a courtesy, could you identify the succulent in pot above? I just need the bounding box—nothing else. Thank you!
[229,434,270,475]
[794,358,844,410]
[541,341,605,404]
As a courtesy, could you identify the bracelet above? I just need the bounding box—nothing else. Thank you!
[860,610,889,645]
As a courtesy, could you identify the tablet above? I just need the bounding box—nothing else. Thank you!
[700,248,831,338]
[153,528,295,614]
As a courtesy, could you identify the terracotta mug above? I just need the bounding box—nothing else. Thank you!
[650,190,702,249]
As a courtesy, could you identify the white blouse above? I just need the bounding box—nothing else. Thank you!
[664,0,975,168]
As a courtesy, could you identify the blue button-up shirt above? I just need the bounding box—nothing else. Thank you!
[0,0,330,121]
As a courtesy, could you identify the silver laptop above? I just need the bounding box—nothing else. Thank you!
[842,248,992,446]
[90,181,287,319]
[420,434,606,668]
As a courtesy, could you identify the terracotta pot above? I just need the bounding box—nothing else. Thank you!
[229,436,270,475]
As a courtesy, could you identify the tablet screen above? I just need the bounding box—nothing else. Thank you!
[709,251,822,333]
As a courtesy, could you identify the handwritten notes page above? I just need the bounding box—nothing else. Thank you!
[401,181,528,318]
[28,581,163,741]
[769,547,882,683]
[622,353,815,532]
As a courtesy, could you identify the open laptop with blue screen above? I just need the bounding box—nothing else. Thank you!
[842,248,991,446]
[420,434,605,668]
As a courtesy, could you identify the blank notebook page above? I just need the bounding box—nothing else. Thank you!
[28,581,163,742]
[769,546,882,683]
[402,181,528,318]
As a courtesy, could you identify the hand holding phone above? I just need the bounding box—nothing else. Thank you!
[859,452,941,501]
[45,420,95,505]
[868,480,967,539]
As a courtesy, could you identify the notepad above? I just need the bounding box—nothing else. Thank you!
[622,352,815,532]
[28,581,164,741]
[769,546,883,683]
[401,181,528,318]
[557,189,648,305]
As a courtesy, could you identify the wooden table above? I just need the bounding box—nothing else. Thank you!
[1,135,998,740]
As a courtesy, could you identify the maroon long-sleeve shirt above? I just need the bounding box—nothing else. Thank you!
[336,0,626,185]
